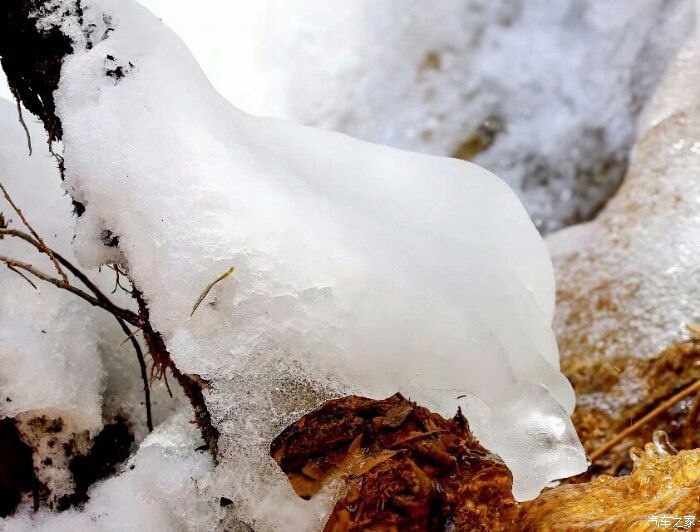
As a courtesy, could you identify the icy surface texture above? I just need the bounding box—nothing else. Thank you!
[138,0,694,233]
[50,0,586,517]
[548,5,700,414]
[3,412,217,532]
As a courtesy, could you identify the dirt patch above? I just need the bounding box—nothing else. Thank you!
[0,418,41,517]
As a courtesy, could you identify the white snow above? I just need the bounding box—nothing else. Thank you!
[549,4,700,411]
[0,96,177,440]
[1,0,696,529]
[0,95,184,512]
[137,0,694,233]
[0,100,105,433]
[42,0,588,522]
[2,413,217,532]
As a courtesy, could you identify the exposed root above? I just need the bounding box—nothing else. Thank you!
[6,262,37,289]
[0,225,148,427]
[0,219,218,457]
[10,87,31,156]
[136,291,219,460]
[115,319,153,432]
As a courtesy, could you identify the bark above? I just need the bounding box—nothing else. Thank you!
[0,0,73,143]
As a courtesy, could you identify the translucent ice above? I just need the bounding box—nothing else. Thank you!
[48,0,586,521]
[137,0,694,233]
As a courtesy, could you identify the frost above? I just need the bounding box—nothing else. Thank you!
[43,0,587,519]
[138,0,694,233]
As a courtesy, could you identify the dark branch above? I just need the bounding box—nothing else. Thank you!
[0,2,219,458]
[135,291,219,460]
[0,182,68,283]
[0,227,140,326]
[0,254,139,326]
[1,226,153,432]
[6,263,37,289]
[116,318,153,432]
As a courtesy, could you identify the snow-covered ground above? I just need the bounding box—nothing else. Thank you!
[1,0,698,530]
[549,10,700,413]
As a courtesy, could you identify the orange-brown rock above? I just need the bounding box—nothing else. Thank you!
[568,338,700,478]
[271,394,517,531]
[272,394,700,531]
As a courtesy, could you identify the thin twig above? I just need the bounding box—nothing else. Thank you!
[136,291,219,461]
[116,326,143,348]
[116,318,153,432]
[1,225,153,432]
[589,379,700,462]
[0,254,138,326]
[10,88,32,156]
[1,214,217,454]
[6,263,37,289]
[0,228,140,325]
[191,266,235,316]
[109,263,133,294]
[0,182,68,283]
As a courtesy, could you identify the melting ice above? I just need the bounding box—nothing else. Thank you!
[10,0,589,527]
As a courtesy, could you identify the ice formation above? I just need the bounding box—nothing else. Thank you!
[138,0,694,233]
[30,0,589,519]
[549,3,700,415]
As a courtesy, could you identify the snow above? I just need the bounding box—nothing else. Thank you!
[0,95,182,511]
[137,0,694,233]
[37,0,588,522]
[3,413,217,532]
[3,0,697,528]
[0,0,696,528]
[0,100,105,433]
[549,5,700,413]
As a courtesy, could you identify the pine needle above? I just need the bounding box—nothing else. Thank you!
[589,378,700,462]
[191,266,235,316]
[115,326,143,348]
[685,323,700,338]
